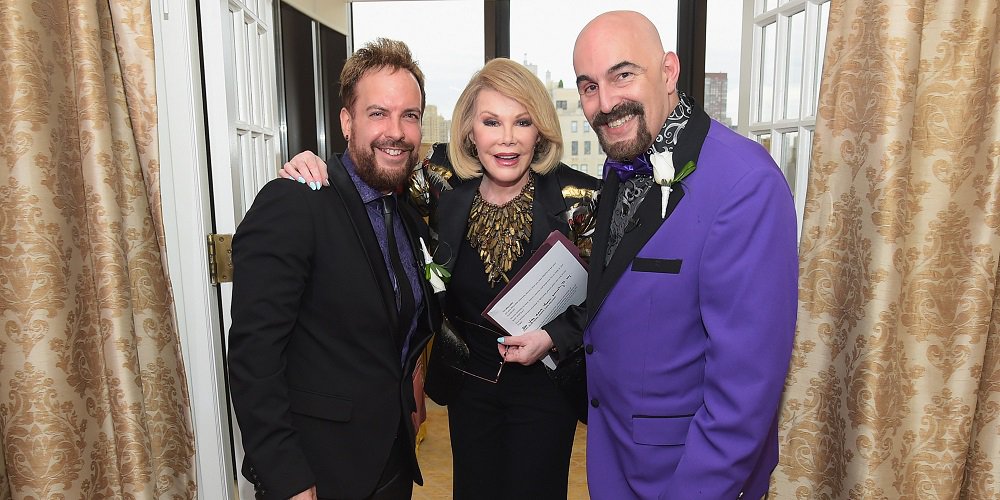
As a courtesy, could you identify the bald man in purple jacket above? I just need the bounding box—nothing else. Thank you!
[510,10,798,499]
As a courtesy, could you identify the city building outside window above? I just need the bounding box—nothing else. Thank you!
[351,1,484,145]
[571,121,578,133]
[704,1,742,130]
[571,140,578,156]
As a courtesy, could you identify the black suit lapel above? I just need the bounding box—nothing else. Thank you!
[433,178,480,273]
[433,172,567,280]
[326,155,399,333]
[397,199,430,299]
[530,172,569,251]
[396,199,438,366]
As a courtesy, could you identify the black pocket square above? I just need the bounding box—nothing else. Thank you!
[632,257,682,274]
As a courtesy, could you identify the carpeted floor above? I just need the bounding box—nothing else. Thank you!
[412,402,590,499]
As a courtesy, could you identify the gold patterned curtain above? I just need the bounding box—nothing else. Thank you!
[772,0,1000,498]
[0,1,196,498]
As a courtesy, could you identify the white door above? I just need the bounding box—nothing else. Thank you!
[152,0,280,498]
[153,0,234,497]
[200,0,281,498]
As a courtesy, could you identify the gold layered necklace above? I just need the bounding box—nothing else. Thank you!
[467,176,535,286]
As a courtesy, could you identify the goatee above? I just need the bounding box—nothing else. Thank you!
[350,137,418,192]
[592,100,653,161]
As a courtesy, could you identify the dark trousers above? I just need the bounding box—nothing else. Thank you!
[447,363,578,500]
[366,429,413,500]
[320,422,413,500]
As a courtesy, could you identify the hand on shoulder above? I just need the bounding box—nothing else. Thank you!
[280,151,329,191]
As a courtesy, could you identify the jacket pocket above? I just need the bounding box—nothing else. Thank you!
[288,388,352,422]
[632,414,693,445]
[632,257,682,274]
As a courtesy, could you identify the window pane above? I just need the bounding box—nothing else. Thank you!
[705,0,741,127]
[758,22,776,122]
[756,132,772,154]
[352,1,484,144]
[510,0,678,177]
[781,131,798,192]
[784,11,805,119]
[812,2,831,115]
[510,1,677,91]
[800,128,814,199]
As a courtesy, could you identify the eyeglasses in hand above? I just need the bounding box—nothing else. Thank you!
[450,317,508,384]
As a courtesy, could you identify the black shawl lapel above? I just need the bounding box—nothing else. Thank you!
[326,155,399,333]
[588,100,712,322]
[530,172,570,251]
[594,183,684,307]
[587,173,618,323]
[433,177,481,273]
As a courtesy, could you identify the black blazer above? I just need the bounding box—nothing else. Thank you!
[228,154,439,500]
[430,145,600,356]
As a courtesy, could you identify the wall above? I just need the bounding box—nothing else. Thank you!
[282,0,350,35]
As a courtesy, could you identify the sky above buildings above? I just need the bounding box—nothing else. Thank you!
[352,0,743,123]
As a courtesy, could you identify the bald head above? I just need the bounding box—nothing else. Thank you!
[573,11,680,160]
[574,11,665,65]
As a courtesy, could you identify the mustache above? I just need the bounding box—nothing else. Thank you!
[371,138,415,152]
[592,101,645,128]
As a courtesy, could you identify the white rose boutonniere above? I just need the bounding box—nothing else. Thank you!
[419,237,450,293]
[650,151,697,218]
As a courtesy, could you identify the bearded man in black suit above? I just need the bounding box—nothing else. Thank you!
[228,38,439,500]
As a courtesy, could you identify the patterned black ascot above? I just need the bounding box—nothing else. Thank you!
[604,92,695,265]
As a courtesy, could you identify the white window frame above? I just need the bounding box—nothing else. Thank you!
[739,0,831,240]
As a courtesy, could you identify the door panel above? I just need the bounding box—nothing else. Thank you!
[199,1,280,498]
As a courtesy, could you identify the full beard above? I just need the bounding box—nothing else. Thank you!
[592,100,653,161]
[350,137,418,193]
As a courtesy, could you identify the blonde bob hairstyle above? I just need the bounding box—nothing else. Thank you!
[448,58,563,180]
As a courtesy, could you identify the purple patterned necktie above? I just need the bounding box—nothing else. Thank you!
[603,154,652,181]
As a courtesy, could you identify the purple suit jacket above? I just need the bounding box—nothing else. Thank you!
[580,114,798,499]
